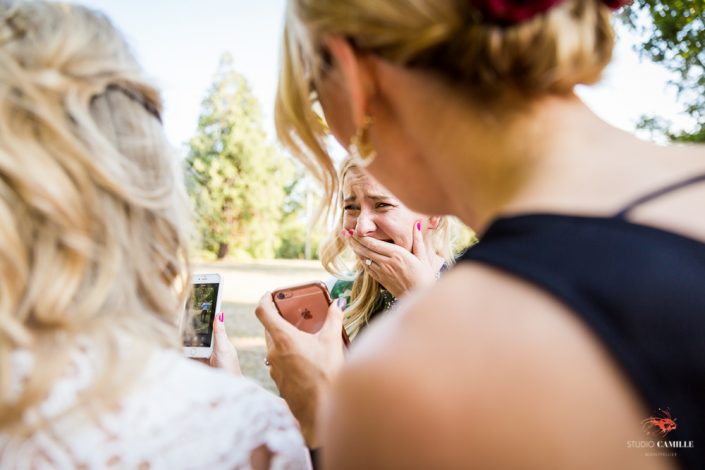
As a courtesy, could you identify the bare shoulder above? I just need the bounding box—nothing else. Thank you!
[630,142,705,242]
[321,265,674,469]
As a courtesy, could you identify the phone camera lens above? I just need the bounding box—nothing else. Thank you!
[277,292,286,300]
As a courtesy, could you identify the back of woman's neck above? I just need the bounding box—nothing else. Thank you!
[473,102,703,229]
[433,94,591,230]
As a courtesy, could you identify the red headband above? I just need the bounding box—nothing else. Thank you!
[475,0,632,25]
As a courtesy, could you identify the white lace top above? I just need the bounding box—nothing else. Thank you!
[0,346,311,469]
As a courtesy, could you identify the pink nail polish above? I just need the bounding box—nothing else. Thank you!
[348,229,354,236]
[416,222,421,231]
[218,312,224,323]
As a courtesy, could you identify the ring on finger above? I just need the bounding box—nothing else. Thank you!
[365,258,373,266]
[264,358,270,366]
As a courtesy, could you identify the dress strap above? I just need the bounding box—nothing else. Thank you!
[615,173,705,219]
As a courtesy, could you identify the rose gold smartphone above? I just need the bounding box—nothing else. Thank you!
[271,281,350,346]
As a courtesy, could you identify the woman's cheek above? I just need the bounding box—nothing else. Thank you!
[396,227,415,251]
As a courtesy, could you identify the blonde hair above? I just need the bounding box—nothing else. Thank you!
[275,0,614,202]
[319,158,458,338]
[0,1,191,430]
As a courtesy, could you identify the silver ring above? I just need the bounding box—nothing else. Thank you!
[365,258,372,266]
[264,358,270,366]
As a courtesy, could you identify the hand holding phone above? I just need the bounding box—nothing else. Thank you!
[183,273,223,358]
[255,288,348,446]
[271,281,350,346]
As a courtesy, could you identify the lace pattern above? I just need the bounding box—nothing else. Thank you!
[1,346,311,469]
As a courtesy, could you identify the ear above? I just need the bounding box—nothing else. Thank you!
[324,36,374,129]
[426,216,441,230]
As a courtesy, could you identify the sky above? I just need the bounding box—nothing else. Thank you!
[77,0,692,151]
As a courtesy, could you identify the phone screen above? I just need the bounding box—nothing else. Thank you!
[183,283,219,347]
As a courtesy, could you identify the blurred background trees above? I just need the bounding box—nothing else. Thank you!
[185,53,315,260]
[622,0,704,142]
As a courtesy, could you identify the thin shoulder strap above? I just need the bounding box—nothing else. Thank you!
[615,173,705,219]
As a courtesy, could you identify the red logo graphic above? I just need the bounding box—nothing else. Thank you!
[642,408,677,438]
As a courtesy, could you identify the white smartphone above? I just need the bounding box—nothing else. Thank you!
[183,273,223,358]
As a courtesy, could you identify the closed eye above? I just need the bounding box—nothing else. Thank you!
[375,202,394,209]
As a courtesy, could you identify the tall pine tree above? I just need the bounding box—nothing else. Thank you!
[186,53,292,259]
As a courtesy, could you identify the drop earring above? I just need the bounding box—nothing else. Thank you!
[349,115,376,167]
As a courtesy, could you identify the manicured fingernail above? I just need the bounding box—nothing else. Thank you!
[218,312,224,323]
[348,229,354,236]
[336,297,347,310]
[416,221,421,231]
[340,229,346,236]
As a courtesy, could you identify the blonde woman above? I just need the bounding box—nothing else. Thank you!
[322,156,457,340]
[262,0,705,468]
[254,157,459,453]
[0,2,308,468]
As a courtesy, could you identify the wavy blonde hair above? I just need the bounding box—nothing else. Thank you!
[275,0,614,203]
[0,1,191,430]
[320,158,458,338]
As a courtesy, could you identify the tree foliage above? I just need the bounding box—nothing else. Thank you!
[273,171,322,259]
[622,0,705,142]
[186,53,295,259]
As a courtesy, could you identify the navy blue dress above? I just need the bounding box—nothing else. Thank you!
[458,175,705,469]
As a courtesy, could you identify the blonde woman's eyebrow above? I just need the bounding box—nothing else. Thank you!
[366,194,393,201]
[344,194,394,203]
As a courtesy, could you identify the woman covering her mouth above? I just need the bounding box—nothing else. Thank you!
[321,156,463,340]
[253,156,466,450]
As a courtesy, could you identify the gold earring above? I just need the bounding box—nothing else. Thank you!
[349,115,376,167]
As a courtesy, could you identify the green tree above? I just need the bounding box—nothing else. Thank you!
[186,53,293,259]
[622,0,705,142]
[275,175,325,260]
